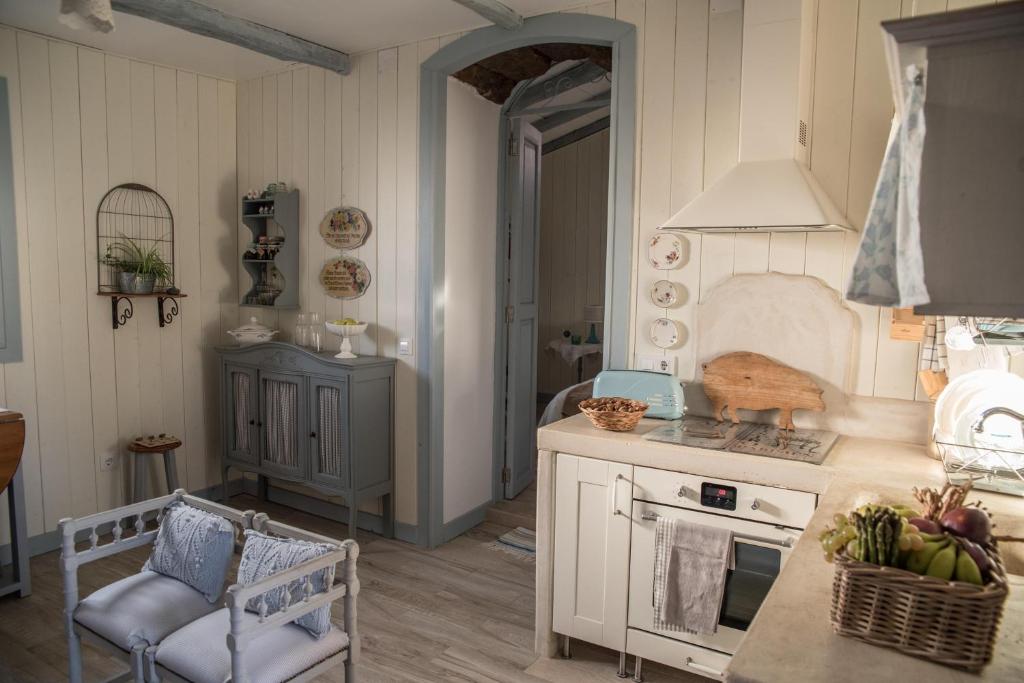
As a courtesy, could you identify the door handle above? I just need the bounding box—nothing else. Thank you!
[639,511,793,548]
[309,431,317,438]
[248,419,255,426]
[685,658,723,677]
[611,473,625,516]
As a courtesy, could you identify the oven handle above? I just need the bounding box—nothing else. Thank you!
[639,510,793,549]
[685,657,723,677]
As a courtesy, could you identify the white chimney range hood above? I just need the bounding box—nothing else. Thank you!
[660,0,853,234]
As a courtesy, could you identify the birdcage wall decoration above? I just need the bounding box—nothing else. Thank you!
[96,183,185,330]
[96,183,176,294]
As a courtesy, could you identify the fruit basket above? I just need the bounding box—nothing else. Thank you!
[578,397,648,432]
[830,538,1008,672]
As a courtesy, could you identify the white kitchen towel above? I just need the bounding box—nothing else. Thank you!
[653,517,733,635]
[846,64,929,308]
[920,316,948,372]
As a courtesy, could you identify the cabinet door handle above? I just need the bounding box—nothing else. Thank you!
[685,658,723,677]
[309,431,317,438]
[611,473,625,516]
[248,419,255,425]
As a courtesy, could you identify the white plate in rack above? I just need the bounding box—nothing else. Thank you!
[648,234,684,270]
[651,279,682,307]
[650,318,683,349]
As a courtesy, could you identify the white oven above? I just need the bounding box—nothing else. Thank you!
[626,468,816,679]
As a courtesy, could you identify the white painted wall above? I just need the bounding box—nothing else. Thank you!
[441,79,500,523]
[0,26,237,542]
[538,128,610,396]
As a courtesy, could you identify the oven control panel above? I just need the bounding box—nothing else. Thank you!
[700,482,737,510]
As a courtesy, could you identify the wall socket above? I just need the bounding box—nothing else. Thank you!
[100,454,116,471]
[637,355,677,375]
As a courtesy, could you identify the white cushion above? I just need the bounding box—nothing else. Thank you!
[74,570,218,650]
[155,608,349,683]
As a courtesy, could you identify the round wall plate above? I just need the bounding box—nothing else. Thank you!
[320,206,371,250]
[650,279,681,307]
[320,255,371,300]
[648,234,684,270]
[650,317,683,349]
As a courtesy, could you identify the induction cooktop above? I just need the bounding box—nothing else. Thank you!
[643,415,839,465]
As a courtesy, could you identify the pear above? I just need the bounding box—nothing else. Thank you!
[925,544,957,581]
[954,546,984,586]
[906,538,949,574]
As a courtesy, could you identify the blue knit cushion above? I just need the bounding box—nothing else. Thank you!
[238,530,335,639]
[142,502,235,603]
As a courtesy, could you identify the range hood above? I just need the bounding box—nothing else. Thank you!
[659,159,853,233]
[659,1,853,234]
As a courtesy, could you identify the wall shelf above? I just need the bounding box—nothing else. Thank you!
[97,292,188,330]
[241,191,299,308]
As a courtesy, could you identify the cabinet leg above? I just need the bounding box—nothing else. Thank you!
[617,652,627,678]
[257,475,268,501]
[348,497,357,540]
[382,492,394,539]
[221,466,231,502]
[560,635,571,659]
[632,656,644,683]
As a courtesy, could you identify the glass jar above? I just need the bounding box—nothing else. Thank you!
[293,313,311,347]
[307,312,324,352]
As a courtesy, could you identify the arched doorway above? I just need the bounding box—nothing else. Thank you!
[417,13,637,546]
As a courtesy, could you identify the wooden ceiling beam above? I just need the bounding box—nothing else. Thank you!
[451,0,524,30]
[111,0,351,74]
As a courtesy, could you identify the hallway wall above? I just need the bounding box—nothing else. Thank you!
[537,127,610,396]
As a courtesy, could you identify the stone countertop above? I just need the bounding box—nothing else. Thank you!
[537,415,1024,681]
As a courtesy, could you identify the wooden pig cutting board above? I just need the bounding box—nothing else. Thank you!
[702,352,825,430]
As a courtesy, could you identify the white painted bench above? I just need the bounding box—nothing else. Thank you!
[59,491,359,683]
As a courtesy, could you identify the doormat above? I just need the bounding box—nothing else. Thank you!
[488,526,536,562]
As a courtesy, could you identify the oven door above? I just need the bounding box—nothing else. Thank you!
[627,499,800,655]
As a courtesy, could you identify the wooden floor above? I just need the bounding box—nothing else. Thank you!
[0,494,697,682]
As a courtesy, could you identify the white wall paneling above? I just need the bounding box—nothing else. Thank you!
[0,27,236,541]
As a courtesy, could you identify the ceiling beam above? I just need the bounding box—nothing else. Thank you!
[508,61,608,113]
[451,0,523,30]
[510,98,610,119]
[110,0,351,74]
[534,93,611,131]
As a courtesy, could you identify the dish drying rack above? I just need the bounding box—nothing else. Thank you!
[936,407,1024,497]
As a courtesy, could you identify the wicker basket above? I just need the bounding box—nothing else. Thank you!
[830,543,1008,672]
[578,397,649,432]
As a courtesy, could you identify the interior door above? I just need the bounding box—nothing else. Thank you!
[503,119,542,499]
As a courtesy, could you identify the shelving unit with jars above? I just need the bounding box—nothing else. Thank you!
[241,189,299,308]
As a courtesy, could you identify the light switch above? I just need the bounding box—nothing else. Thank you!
[398,337,413,356]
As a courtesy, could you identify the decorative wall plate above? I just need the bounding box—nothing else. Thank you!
[648,234,684,270]
[320,206,371,250]
[650,317,683,349]
[650,279,681,307]
[320,256,371,300]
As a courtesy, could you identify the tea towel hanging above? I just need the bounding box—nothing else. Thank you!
[846,65,929,308]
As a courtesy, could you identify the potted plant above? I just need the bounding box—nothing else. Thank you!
[102,235,172,294]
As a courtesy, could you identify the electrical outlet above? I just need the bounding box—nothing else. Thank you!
[637,355,677,375]
[100,455,116,472]
[398,337,413,356]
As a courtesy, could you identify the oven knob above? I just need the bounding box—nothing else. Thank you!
[750,498,761,511]
[676,485,689,498]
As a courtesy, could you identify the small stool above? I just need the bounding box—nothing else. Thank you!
[128,434,183,503]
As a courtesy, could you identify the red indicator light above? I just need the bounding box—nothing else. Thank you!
[718,489,727,496]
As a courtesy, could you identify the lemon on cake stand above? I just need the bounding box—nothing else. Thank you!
[326,319,369,359]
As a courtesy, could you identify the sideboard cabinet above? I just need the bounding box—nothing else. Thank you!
[217,342,395,537]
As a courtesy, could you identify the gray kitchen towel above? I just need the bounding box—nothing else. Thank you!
[653,517,733,635]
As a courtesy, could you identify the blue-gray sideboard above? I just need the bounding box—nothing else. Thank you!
[217,342,395,538]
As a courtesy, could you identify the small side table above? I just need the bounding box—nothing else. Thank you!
[0,410,29,599]
[128,434,183,503]
[547,339,603,383]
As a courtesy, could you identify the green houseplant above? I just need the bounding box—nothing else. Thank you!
[102,235,173,294]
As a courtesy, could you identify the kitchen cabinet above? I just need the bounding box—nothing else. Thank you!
[880,3,1024,316]
[218,342,395,537]
[551,453,632,651]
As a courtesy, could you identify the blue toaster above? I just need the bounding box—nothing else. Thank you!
[592,370,685,420]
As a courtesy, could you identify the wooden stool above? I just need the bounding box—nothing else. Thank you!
[128,434,183,503]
